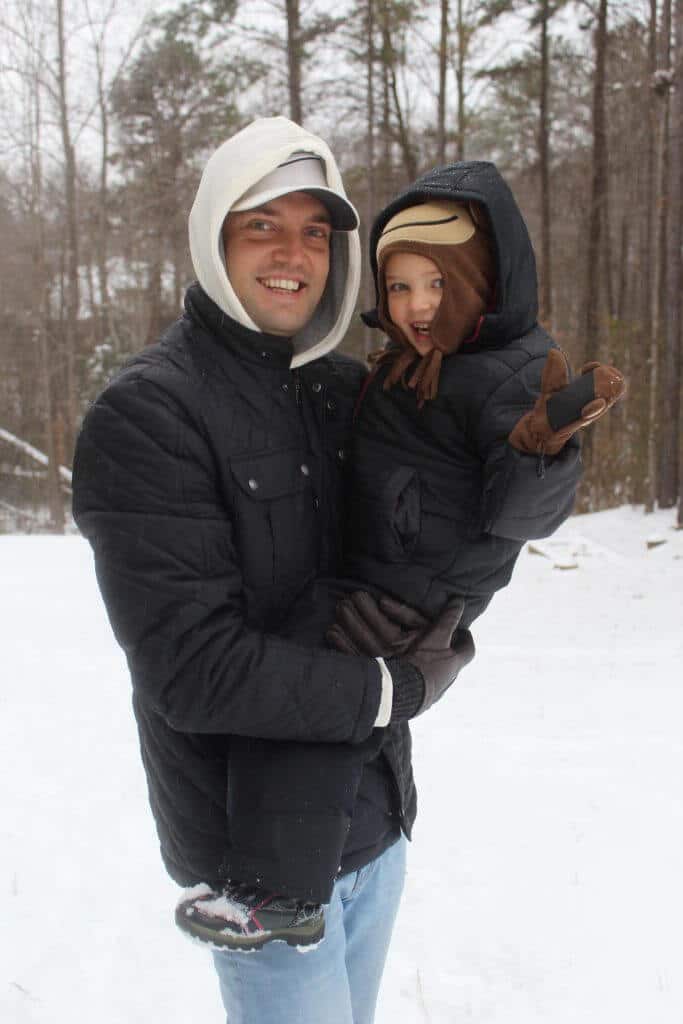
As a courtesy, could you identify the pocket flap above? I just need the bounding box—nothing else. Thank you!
[231,449,314,501]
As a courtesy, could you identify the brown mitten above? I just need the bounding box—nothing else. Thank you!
[508,349,626,456]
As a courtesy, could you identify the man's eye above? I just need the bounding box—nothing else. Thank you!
[247,220,274,232]
[306,227,331,241]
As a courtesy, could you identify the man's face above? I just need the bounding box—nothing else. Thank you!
[222,192,332,336]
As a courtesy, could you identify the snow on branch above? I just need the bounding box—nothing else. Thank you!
[0,498,45,524]
[0,428,72,485]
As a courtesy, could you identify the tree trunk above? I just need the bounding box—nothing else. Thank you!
[30,78,64,531]
[437,0,449,164]
[56,0,79,451]
[617,214,630,322]
[581,0,609,498]
[584,0,608,361]
[285,0,303,124]
[658,0,678,506]
[538,0,552,326]
[455,0,465,160]
[364,0,377,354]
[645,0,660,512]
[669,0,683,523]
[380,4,393,205]
[389,63,417,181]
[96,47,111,346]
[145,238,163,347]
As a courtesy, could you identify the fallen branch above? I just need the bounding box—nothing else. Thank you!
[0,499,45,524]
[0,427,72,485]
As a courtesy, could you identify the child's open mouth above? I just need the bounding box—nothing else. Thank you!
[411,322,432,339]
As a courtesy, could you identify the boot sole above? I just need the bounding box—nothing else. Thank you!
[175,905,325,952]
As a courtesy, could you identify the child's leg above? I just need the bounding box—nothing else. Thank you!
[225,730,384,903]
[224,577,384,901]
[175,579,384,948]
[175,732,382,951]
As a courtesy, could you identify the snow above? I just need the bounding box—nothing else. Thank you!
[2,505,682,1023]
[181,892,250,928]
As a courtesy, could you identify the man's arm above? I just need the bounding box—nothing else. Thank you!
[72,373,382,745]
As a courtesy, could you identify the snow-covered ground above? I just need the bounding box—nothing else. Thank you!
[2,506,682,1023]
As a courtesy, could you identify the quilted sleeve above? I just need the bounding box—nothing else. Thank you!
[472,352,582,542]
[72,373,381,744]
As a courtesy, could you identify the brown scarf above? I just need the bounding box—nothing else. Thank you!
[373,201,496,407]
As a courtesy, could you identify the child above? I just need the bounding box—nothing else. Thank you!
[175,162,624,950]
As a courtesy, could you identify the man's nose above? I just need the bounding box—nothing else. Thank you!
[272,230,307,267]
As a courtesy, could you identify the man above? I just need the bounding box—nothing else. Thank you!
[72,116,472,1024]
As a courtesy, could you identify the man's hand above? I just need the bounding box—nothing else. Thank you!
[326,590,429,658]
[327,592,475,719]
[508,349,626,456]
[394,598,475,716]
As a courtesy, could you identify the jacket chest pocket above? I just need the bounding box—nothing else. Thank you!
[230,449,318,588]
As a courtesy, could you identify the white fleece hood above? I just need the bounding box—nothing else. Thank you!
[189,117,361,368]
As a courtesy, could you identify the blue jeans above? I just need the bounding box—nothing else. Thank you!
[212,836,407,1024]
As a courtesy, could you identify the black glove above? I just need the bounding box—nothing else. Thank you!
[326,591,475,720]
[326,590,428,658]
[387,597,475,719]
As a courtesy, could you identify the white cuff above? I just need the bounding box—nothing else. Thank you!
[373,657,393,727]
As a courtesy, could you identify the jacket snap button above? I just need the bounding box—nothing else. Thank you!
[337,448,345,461]
[260,351,270,359]
[248,478,259,491]
[281,383,289,392]
[313,497,320,510]
[326,399,336,412]
[311,382,322,393]
[300,464,310,476]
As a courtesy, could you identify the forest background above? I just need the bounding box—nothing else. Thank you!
[0,0,681,534]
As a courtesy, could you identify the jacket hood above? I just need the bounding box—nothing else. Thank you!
[189,116,361,368]
[365,161,538,348]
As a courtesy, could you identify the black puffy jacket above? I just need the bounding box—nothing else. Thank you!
[347,161,582,627]
[72,285,407,887]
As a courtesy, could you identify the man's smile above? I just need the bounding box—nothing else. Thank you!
[258,276,307,295]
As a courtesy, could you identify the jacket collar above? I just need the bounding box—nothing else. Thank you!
[184,282,294,369]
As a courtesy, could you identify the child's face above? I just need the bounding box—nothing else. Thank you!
[384,251,444,355]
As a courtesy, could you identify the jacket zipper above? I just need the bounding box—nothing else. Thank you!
[537,442,546,479]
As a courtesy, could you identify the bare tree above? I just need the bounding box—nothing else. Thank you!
[538,0,553,325]
[285,0,303,122]
[671,0,683,522]
[55,0,80,451]
[584,0,609,360]
[83,0,147,349]
[365,0,378,352]
[240,1,343,126]
[437,0,449,164]
[24,12,65,530]
[378,0,418,183]
[656,0,679,507]
[455,0,466,158]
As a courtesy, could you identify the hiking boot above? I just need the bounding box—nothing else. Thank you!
[175,882,325,951]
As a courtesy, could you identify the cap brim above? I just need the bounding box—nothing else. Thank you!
[231,185,358,231]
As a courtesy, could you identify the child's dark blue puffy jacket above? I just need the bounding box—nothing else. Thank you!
[347,161,582,627]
